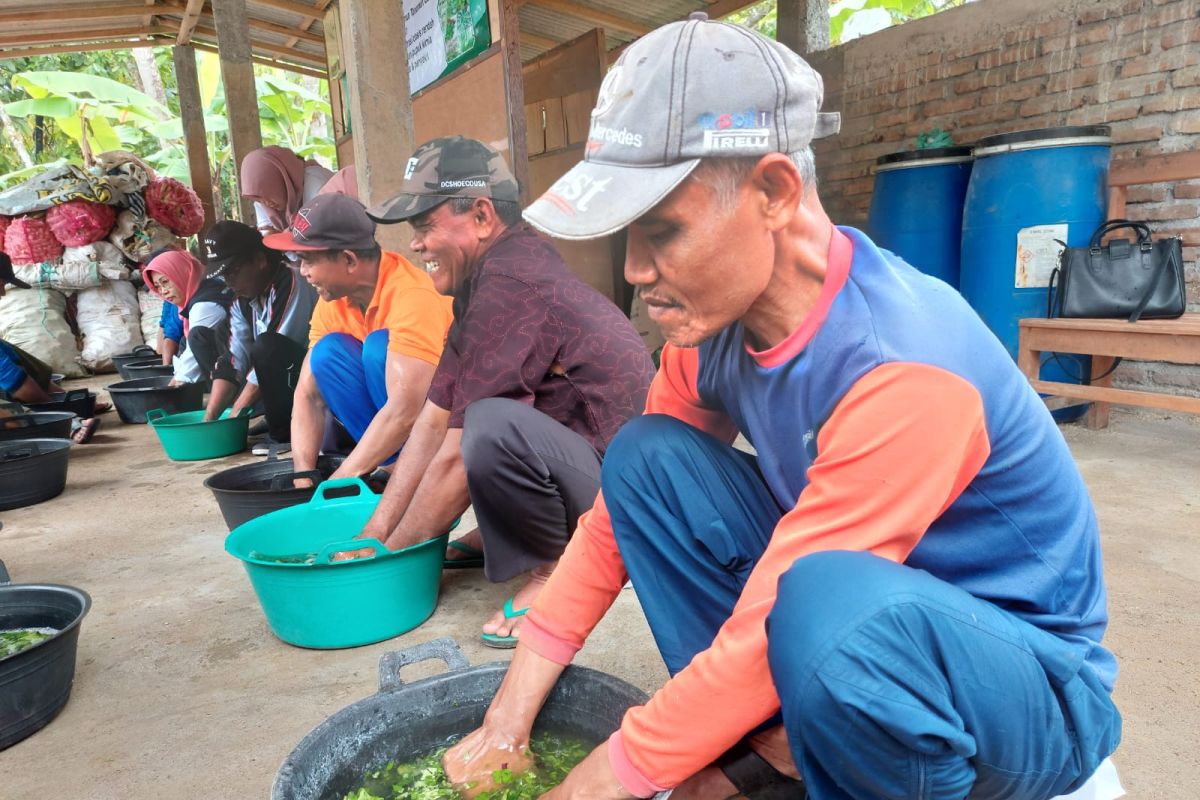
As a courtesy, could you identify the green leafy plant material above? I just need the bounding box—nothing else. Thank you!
[915,128,955,149]
[0,627,56,659]
[343,733,590,800]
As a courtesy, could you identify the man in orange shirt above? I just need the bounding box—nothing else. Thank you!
[264,193,453,482]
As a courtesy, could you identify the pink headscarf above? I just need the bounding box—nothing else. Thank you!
[144,250,204,333]
[317,165,359,200]
[240,146,307,230]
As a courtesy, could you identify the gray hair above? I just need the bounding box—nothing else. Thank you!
[692,148,817,209]
[447,196,524,227]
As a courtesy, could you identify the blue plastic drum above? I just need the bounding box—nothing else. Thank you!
[960,126,1112,420]
[867,147,973,288]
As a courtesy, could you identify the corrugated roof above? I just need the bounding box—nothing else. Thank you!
[0,0,761,75]
[0,0,329,77]
[516,0,744,61]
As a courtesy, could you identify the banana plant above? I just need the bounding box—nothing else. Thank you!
[4,71,167,155]
[1,50,335,198]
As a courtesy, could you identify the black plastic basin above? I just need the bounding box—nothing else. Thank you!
[273,639,648,800]
[203,455,386,531]
[0,560,91,751]
[106,376,204,424]
[27,389,96,419]
[111,345,159,375]
[124,362,175,380]
[0,438,72,511]
[115,357,163,381]
[0,412,75,442]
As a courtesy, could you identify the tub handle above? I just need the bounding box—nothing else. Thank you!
[314,537,389,564]
[145,408,167,424]
[310,476,370,506]
[133,344,157,356]
[378,638,470,693]
[1,442,38,461]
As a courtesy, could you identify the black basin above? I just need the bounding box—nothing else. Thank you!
[27,389,96,419]
[273,639,649,800]
[106,376,204,424]
[0,438,72,511]
[115,357,163,381]
[0,412,75,442]
[0,560,91,751]
[204,455,386,531]
[124,362,175,380]
[111,345,159,374]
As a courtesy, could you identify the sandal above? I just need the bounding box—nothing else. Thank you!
[480,597,528,649]
[443,539,485,570]
[71,417,100,444]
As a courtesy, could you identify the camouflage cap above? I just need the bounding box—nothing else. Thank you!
[366,136,520,224]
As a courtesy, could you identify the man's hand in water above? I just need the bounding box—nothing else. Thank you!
[538,741,635,800]
[328,529,389,562]
[444,722,535,798]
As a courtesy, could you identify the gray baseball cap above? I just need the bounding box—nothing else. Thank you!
[523,13,840,241]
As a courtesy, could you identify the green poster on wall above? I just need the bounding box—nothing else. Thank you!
[404,0,492,95]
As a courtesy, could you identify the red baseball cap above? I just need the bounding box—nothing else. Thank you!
[262,193,378,252]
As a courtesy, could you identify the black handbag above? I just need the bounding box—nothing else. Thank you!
[1049,219,1186,322]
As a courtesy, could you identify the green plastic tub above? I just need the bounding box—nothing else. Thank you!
[224,478,448,649]
[146,407,250,461]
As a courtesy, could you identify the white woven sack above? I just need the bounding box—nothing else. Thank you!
[0,286,85,377]
[138,290,164,351]
[76,279,144,372]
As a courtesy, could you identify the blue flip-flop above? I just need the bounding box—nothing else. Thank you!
[480,597,528,649]
[443,539,485,570]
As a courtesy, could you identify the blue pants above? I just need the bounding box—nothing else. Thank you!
[309,331,392,453]
[602,415,1121,800]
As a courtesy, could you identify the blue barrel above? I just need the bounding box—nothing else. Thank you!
[960,126,1112,420]
[867,146,973,287]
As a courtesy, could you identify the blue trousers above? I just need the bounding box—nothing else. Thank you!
[602,415,1121,800]
[309,331,392,453]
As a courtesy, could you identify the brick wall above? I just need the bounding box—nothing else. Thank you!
[808,0,1200,397]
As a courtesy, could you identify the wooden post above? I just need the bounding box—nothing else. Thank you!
[341,0,415,254]
[172,44,217,231]
[777,0,830,55]
[212,0,263,223]
[499,0,530,203]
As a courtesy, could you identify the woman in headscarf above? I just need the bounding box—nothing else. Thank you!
[143,249,238,422]
[239,146,334,235]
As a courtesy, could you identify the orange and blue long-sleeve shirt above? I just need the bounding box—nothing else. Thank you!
[522,226,1115,795]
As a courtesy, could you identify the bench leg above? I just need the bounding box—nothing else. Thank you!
[1086,356,1117,430]
[1016,336,1041,384]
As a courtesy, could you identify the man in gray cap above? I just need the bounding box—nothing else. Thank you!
[343,135,654,649]
[263,193,454,480]
[445,14,1120,800]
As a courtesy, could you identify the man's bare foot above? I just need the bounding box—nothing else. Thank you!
[481,562,556,642]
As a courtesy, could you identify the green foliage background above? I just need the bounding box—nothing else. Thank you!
[0,48,333,220]
[728,0,970,45]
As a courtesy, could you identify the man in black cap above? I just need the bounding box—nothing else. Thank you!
[202,220,318,454]
[339,136,654,650]
[263,193,454,480]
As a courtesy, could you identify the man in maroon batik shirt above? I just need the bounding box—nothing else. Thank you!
[347,136,655,647]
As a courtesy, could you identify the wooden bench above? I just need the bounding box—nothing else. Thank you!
[1017,150,1200,429]
[1017,315,1200,429]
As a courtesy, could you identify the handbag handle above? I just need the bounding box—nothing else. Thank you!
[1126,241,1178,323]
[1089,218,1151,249]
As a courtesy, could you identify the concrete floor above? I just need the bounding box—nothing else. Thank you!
[0,379,1196,799]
